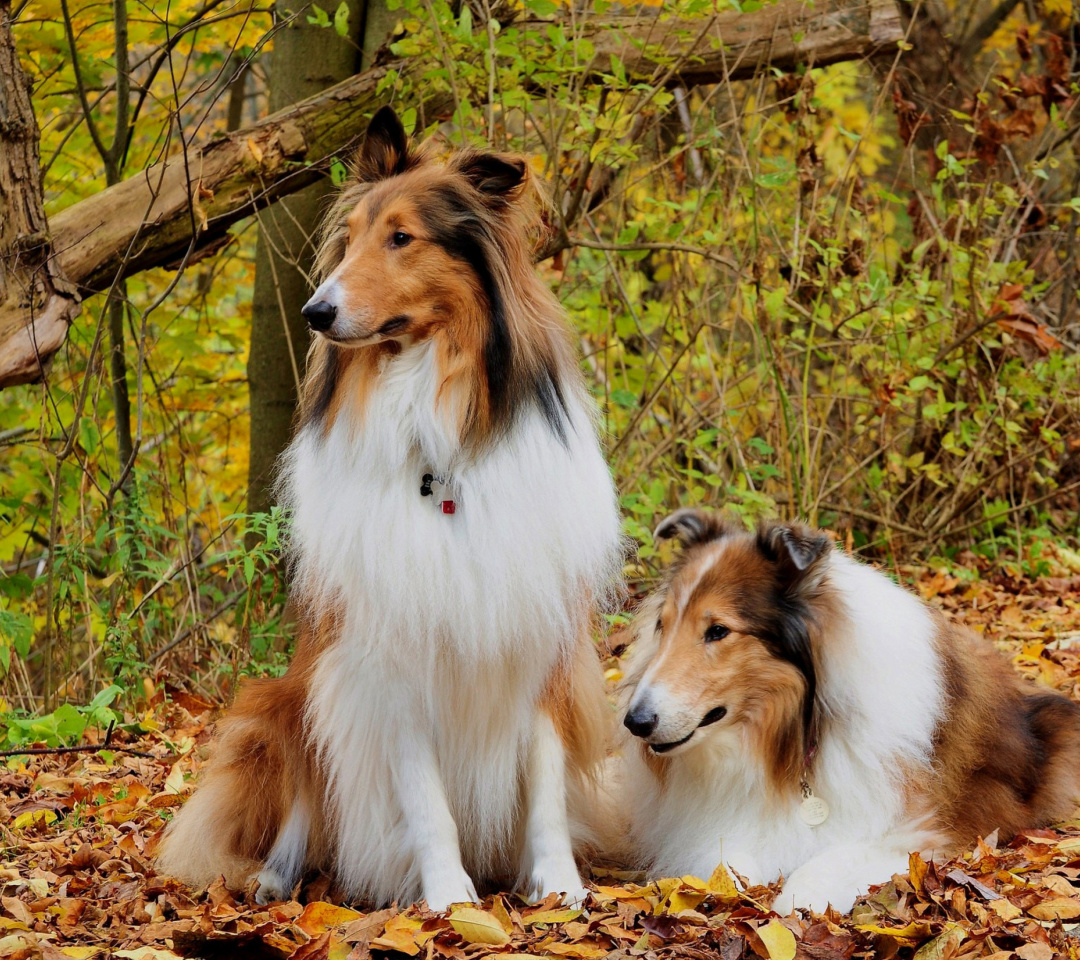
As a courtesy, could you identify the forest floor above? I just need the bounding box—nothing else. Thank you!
[3,564,1080,960]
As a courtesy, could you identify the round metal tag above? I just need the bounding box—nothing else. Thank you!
[799,794,830,826]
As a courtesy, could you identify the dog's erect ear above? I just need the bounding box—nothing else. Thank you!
[356,106,411,181]
[759,522,832,594]
[653,509,731,548]
[455,153,528,204]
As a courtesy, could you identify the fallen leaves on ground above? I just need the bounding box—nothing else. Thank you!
[3,567,1080,959]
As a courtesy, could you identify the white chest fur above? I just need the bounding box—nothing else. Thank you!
[277,341,622,903]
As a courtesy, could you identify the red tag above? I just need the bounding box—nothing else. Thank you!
[441,500,456,515]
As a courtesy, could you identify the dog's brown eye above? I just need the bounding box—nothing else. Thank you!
[391,230,412,248]
[704,624,730,643]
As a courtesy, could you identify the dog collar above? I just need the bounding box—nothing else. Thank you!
[420,472,456,515]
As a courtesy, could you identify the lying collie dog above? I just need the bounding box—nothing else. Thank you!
[617,510,1080,913]
[159,107,623,909]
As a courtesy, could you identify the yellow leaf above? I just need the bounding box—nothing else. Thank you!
[13,809,58,831]
[909,851,928,898]
[758,919,796,960]
[523,907,582,926]
[706,863,740,899]
[666,889,707,913]
[490,895,514,935]
[1057,836,1080,855]
[60,949,101,959]
[448,907,511,946]
[855,921,933,943]
[247,138,264,163]
[1029,897,1080,920]
[652,876,678,898]
[988,898,1022,922]
[913,924,965,960]
[163,762,186,795]
[592,884,654,900]
[371,914,424,956]
[295,902,364,936]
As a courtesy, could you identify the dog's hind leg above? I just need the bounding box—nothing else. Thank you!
[255,794,311,904]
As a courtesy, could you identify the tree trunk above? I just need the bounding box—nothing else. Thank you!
[0,0,904,389]
[246,4,368,516]
[0,1,79,386]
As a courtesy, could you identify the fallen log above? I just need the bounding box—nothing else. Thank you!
[2,0,904,388]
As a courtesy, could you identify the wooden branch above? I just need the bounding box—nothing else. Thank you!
[0,1,81,387]
[1,0,903,388]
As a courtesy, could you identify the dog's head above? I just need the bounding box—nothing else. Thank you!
[303,106,533,349]
[622,511,833,785]
[301,106,571,444]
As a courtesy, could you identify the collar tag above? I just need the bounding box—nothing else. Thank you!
[798,779,830,826]
[421,473,457,515]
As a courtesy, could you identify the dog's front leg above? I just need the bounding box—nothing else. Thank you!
[777,841,913,914]
[522,711,589,905]
[394,727,478,912]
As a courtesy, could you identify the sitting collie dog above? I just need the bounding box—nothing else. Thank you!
[616,510,1080,913]
[158,107,623,909]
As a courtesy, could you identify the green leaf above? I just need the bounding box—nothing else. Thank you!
[330,158,349,186]
[307,4,331,27]
[610,389,637,409]
[334,1,349,35]
[88,684,124,711]
[52,704,87,741]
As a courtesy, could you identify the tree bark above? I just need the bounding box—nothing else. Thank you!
[246,3,366,516]
[0,1,80,387]
[0,0,904,389]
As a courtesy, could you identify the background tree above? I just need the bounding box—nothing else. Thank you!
[247,0,389,517]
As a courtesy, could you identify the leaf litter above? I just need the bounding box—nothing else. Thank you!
[3,568,1080,959]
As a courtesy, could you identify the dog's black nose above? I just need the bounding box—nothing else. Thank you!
[624,707,658,739]
[302,300,337,332]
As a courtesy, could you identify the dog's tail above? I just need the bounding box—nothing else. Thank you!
[157,673,306,892]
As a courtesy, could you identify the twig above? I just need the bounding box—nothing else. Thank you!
[0,721,160,759]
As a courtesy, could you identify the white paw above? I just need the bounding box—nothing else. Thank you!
[255,866,291,904]
[528,861,589,906]
[778,869,856,915]
[422,869,479,913]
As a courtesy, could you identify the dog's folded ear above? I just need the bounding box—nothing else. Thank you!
[356,106,412,181]
[653,509,731,548]
[759,522,833,593]
[454,153,528,204]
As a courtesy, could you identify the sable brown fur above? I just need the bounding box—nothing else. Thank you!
[927,612,1080,845]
